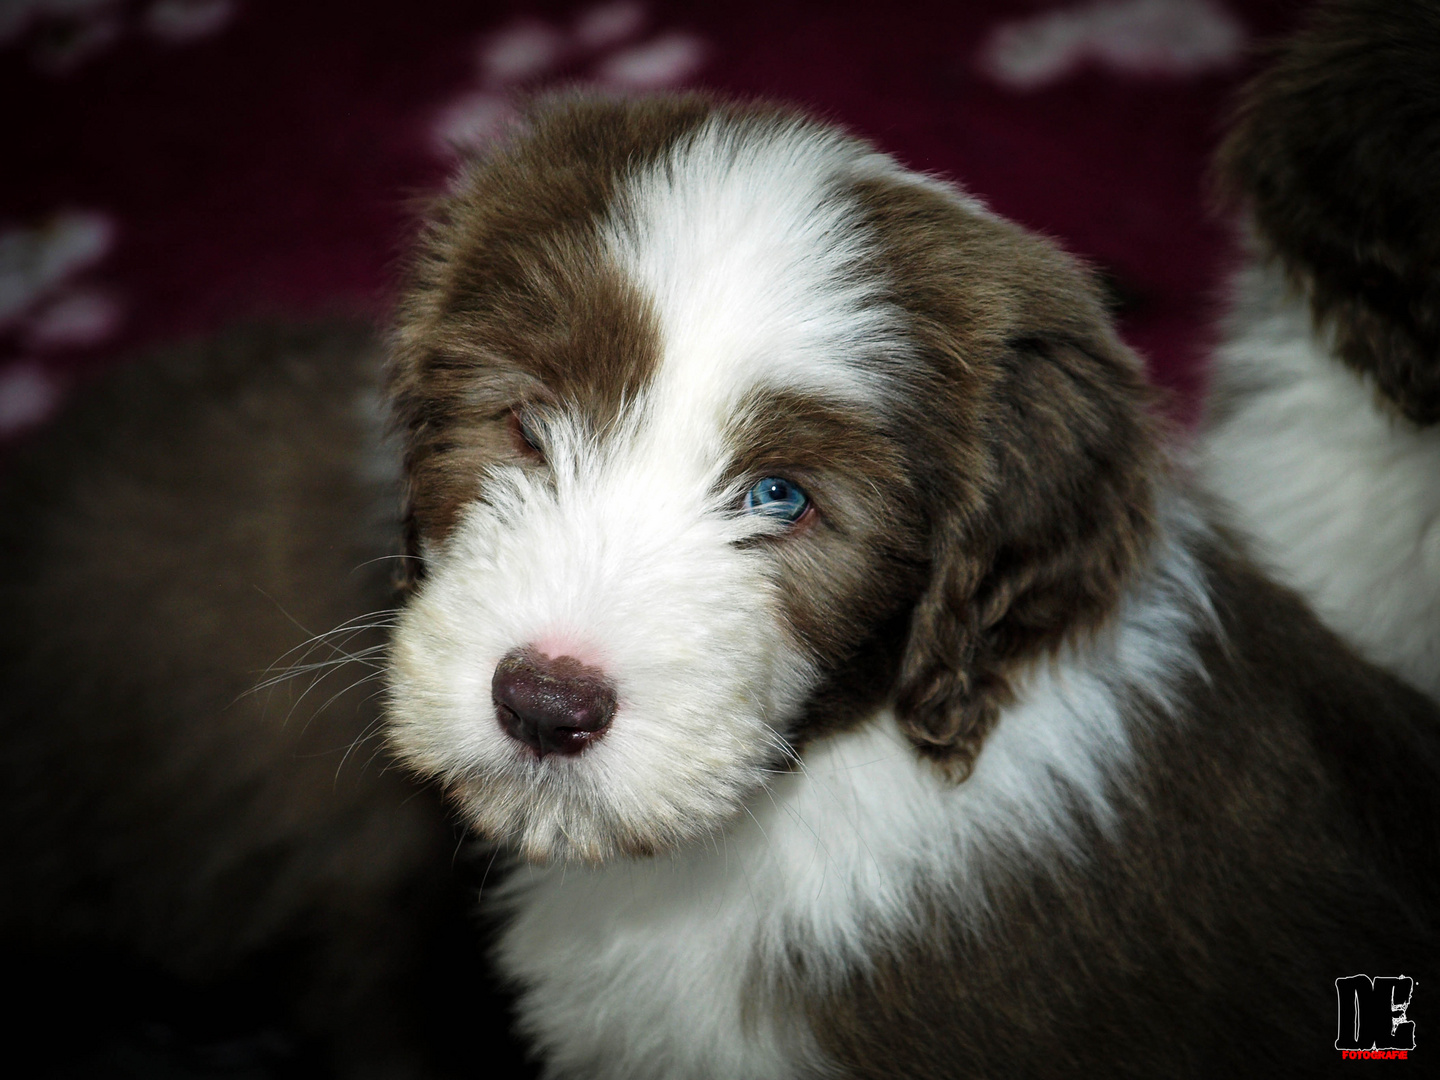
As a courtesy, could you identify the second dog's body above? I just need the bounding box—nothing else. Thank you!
[1203,259,1440,701]
[0,326,520,1076]
[1199,0,1440,702]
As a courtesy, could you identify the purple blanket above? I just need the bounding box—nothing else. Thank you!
[1,0,1303,434]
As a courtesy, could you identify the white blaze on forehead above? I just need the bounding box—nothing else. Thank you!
[600,116,908,466]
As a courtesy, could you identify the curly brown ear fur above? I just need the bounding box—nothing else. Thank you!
[853,178,1159,777]
[1214,0,1440,424]
[896,336,1160,777]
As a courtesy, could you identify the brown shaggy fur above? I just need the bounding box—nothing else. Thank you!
[387,98,722,573]
[726,389,929,743]
[851,175,1159,778]
[810,537,1440,1078]
[1214,0,1440,423]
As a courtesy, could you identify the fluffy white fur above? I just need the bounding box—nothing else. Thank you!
[492,506,1211,1080]
[604,114,913,415]
[388,409,818,862]
[1199,260,1440,701]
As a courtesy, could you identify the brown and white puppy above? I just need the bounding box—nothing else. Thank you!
[1199,0,1440,701]
[0,326,525,1077]
[384,95,1440,1078]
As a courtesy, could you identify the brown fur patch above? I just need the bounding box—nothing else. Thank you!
[1214,0,1440,423]
[849,175,1160,777]
[388,94,821,577]
[806,541,1440,1078]
[724,389,928,741]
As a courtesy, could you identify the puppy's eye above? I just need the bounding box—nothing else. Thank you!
[743,477,810,523]
[508,410,544,461]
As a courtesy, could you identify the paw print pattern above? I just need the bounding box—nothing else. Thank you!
[0,211,121,435]
[977,0,1246,90]
[1,0,238,75]
[431,1,708,159]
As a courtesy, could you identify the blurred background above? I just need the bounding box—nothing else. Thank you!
[1,0,1308,447]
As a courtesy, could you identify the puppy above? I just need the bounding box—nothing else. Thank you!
[0,326,525,1077]
[1199,0,1440,701]
[384,95,1440,1078]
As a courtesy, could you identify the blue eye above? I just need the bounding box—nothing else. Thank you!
[743,477,809,522]
[509,409,544,459]
[518,418,542,451]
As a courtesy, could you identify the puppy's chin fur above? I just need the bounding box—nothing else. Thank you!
[490,500,1213,1080]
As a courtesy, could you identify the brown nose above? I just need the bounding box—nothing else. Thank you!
[492,648,617,757]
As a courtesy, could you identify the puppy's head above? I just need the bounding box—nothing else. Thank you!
[1215,0,1440,423]
[384,95,1157,862]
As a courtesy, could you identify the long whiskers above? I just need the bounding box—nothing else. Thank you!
[245,608,400,691]
[760,727,806,775]
[240,604,402,740]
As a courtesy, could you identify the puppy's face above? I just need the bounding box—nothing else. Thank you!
[385,96,1156,862]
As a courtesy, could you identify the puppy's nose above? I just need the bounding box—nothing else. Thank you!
[492,648,617,757]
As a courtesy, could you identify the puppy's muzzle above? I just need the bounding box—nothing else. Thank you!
[492,648,617,757]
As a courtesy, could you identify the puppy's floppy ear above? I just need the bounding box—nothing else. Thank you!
[385,323,437,595]
[896,334,1159,778]
[854,179,1159,778]
[1214,0,1440,424]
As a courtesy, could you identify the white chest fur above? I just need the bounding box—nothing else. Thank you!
[491,529,1206,1080]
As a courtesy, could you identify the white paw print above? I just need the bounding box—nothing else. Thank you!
[977,0,1246,91]
[0,362,64,435]
[0,210,122,435]
[2,0,238,74]
[431,1,708,159]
